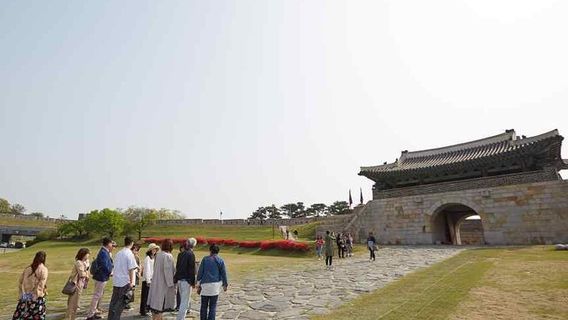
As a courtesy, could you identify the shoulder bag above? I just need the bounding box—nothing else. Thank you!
[61,264,78,295]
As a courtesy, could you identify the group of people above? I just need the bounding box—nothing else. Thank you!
[12,236,229,320]
[316,231,377,269]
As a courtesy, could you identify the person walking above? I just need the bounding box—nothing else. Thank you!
[86,237,115,320]
[367,232,377,261]
[324,231,336,270]
[107,236,138,320]
[140,243,159,316]
[175,238,197,320]
[147,239,176,320]
[12,251,48,320]
[64,248,90,320]
[196,244,228,320]
[315,235,324,260]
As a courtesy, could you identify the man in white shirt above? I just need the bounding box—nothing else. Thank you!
[107,236,138,320]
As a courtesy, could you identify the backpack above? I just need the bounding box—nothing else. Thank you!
[90,251,100,276]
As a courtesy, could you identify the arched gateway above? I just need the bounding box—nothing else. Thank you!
[430,203,484,245]
[348,129,568,245]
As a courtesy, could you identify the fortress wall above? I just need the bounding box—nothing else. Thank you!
[353,179,568,245]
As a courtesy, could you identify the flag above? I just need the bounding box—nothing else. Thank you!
[360,187,364,204]
[349,189,353,207]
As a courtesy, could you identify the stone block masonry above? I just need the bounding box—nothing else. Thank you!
[351,179,568,245]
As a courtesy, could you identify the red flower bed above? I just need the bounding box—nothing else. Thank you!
[207,238,225,245]
[172,238,187,244]
[142,237,207,245]
[237,241,261,248]
[223,239,239,246]
[259,240,310,251]
[141,237,309,252]
[142,237,162,244]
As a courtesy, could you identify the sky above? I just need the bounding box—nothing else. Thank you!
[1,0,567,219]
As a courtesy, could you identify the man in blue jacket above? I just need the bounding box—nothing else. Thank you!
[86,237,115,320]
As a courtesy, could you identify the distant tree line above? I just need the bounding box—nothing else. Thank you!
[0,197,48,218]
[248,201,351,222]
[58,207,184,240]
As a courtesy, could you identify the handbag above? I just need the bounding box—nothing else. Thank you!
[61,279,77,295]
[62,264,79,295]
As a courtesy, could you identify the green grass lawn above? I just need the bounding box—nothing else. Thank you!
[0,240,314,316]
[142,221,319,241]
[312,246,568,320]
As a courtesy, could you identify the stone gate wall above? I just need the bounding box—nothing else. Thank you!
[459,220,484,245]
[351,179,568,245]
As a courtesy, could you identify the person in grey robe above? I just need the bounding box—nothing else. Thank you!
[147,239,176,320]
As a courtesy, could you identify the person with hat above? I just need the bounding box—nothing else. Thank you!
[140,243,159,316]
[86,237,116,320]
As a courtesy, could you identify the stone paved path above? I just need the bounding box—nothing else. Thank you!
[46,247,462,320]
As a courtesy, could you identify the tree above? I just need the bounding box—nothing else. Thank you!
[30,212,44,218]
[11,203,26,215]
[58,220,87,238]
[328,201,351,215]
[268,205,281,219]
[280,202,307,218]
[306,203,327,217]
[249,207,269,222]
[0,198,10,214]
[122,207,158,240]
[84,208,126,238]
[155,208,185,220]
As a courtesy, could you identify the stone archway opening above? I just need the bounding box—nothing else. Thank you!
[431,204,485,245]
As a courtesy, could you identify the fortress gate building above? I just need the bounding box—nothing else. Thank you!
[351,129,568,245]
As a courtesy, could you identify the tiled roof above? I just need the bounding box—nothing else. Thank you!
[360,129,562,176]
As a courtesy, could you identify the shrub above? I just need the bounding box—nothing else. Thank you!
[224,239,238,246]
[27,229,59,247]
[238,241,261,248]
[207,238,225,245]
[141,237,309,252]
[259,240,310,251]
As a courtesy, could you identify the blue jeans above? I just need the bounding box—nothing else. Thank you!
[177,280,193,320]
[200,295,218,320]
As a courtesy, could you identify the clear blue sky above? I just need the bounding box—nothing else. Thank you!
[1,1,567,219]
